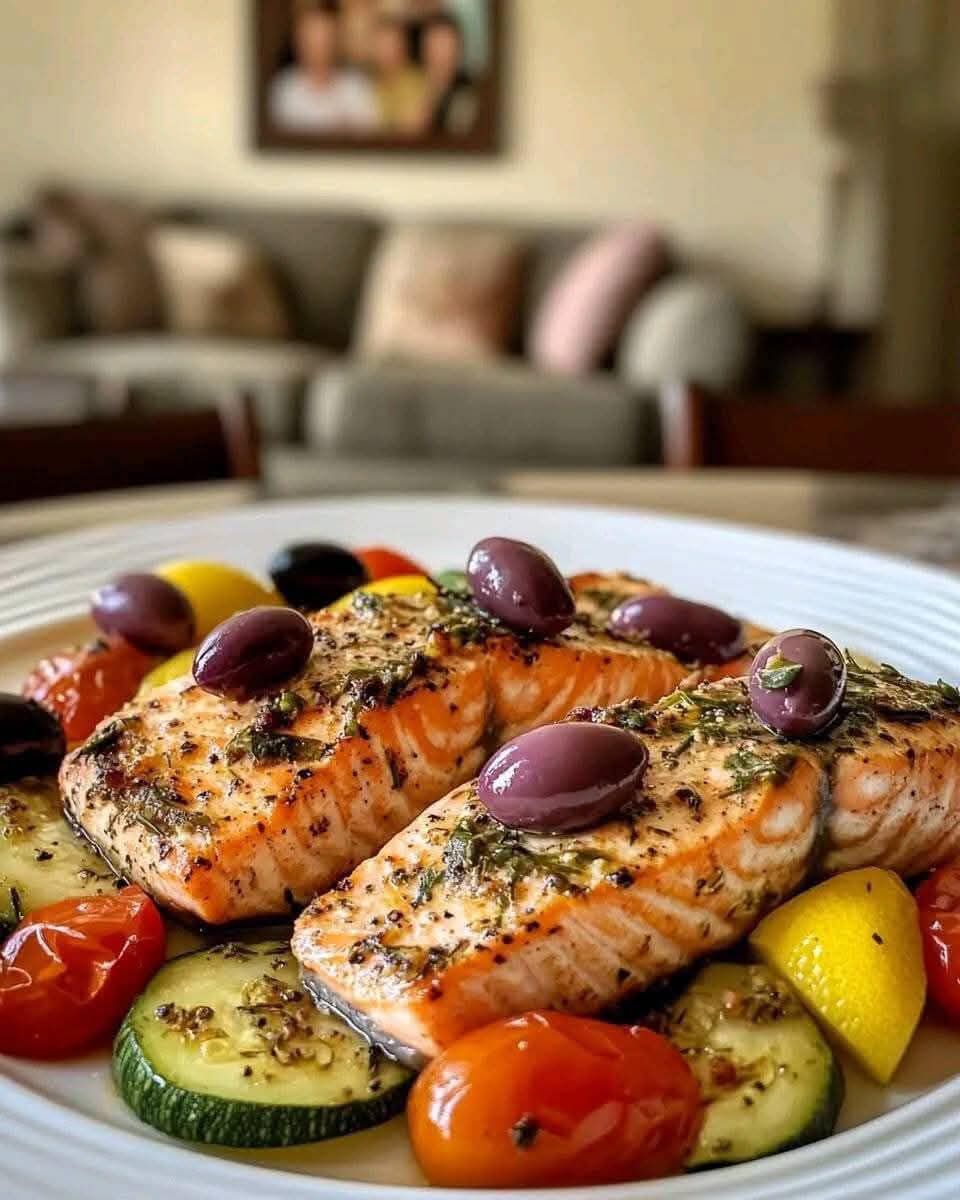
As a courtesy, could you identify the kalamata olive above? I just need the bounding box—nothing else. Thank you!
[268,543,368,610]
[607,594,744,664]
[91,573,194,656]
[193,607,313,699]
[0,693,66,781]
[748,629,846,737]
[478,721,648,834]
[467,537,575,637]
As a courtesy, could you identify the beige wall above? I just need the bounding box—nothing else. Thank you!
[0,0,833,320]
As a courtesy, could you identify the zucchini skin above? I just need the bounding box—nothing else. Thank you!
[113,1019,412,1148]
[662,962,844,1171]
[687,1057,844,1171]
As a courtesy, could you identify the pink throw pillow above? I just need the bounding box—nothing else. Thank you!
[530,225,667,375]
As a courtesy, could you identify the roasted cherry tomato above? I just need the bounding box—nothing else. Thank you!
[0,886,166,1059]
[21,636,157,744]
[917,862,960,1021]
[355,546,426,581]
[407,1010,702,1189]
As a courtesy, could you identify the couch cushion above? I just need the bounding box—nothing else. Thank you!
[356,224,526,364]
[0,246,72,364]
[618,276,752,391]
[305,359,650,466]
[17,334,325,381]
[32,187,163,334]
[162,205,380,350]
[529,224,667,375]
[15,335,331,442]
[148,225,292,340]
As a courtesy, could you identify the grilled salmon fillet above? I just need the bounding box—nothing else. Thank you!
[59,575,762,923]
[293,661,960,1066]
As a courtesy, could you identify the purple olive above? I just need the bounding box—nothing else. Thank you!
[193,607,313,700]
[607,594,744,664]
[91,573,194,656]
[269,542,367,610]
[467,537,575,637]
[478,721,648,834]
[748,629,846,737]
[0,693,66,782]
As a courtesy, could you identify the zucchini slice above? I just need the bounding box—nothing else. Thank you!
[113,940,413,1147]
[662,962,843,1169]
[0,776,120,933]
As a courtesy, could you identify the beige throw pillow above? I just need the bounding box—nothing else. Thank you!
[357,224,524,363]
[32,186,163,334]
[148,225,292,340]
[0,246,72,362]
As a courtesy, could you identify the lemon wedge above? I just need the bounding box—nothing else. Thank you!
[750,868,925,1083]
[154,560,281,639]
[138,647,197,694]
[329,574,437,613]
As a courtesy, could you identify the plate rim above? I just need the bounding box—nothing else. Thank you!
[3,493,960,1200]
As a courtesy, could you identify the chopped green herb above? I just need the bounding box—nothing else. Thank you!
[255,691,305,728]
[723,748,796,794]
[430,592,504,647]
[351,590,384,617]
[76,717,137,757]
[442,807,605,904]
[340,653,433,736]
[108,783,213,837]
[757,653,804,691]
[226,728,331,765]
[412,865,444,908]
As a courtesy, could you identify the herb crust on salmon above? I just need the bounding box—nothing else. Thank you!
[293,661,960,1065]
[59,576,762,923]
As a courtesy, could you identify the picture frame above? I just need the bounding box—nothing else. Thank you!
[252,0,503,155]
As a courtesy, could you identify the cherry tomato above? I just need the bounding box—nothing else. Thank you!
[355,546,426,581]
[0,886,165,1059]
[22,636,156,743]
[917,862,960,1021]
[407,1010,702,1188]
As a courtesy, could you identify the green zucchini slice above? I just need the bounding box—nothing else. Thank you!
[662,962,843,1169]
[0,776,120,933]
[113,940,413,1147]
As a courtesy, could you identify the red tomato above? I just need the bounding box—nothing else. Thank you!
[0,886,165,1059]
[355,546,427,581]
[917,862,960,1021]
[22,635,156,743]
[407,1010,702,1189]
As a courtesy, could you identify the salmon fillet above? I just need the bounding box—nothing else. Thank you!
[293,661,960,1066]
[59,575,762,923]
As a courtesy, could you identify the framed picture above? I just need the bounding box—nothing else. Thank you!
[253,0,503,154]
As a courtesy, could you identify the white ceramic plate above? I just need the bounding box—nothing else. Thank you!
[2,496,960,1200]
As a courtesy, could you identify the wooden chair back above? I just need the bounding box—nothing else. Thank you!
[659,382,960,475]
[0,390,260,504]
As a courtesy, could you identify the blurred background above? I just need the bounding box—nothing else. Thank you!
[0,0,959,561]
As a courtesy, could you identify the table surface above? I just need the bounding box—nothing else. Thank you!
[2,468,958,569]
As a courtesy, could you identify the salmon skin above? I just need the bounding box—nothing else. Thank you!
[293,660,960,1067]
[59,575,762,924]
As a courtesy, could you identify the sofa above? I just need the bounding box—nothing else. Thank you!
[0,201,752,479]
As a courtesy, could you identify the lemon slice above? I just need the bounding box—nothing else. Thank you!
[750,868,925,1083]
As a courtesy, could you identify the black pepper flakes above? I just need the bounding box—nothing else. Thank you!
[510,1114,540,1149]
